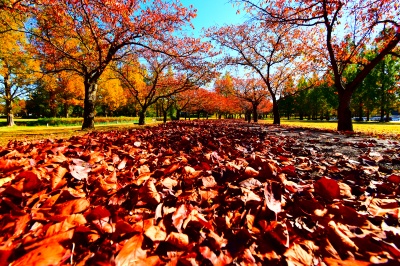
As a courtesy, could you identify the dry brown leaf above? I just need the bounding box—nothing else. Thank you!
[145,225,167,242]
[166,232,189,249]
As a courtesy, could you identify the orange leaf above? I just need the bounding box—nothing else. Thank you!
[11,242,70,266]
[115,234,147,266]
[54,198,90,216]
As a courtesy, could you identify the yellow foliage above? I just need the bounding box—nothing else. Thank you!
[98,67,128,112]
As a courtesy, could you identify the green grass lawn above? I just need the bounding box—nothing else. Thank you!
[277,119,400,136]
[0,119,160,147]
[1,118,399,147]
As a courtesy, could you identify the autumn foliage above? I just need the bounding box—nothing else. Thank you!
[1,120,399,265]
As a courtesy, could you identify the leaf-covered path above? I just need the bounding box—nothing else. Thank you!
[0,120,399,265]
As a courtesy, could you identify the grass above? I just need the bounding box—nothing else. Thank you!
[262,119,400,137]
[0,119,160,147]
[1,118,399,148]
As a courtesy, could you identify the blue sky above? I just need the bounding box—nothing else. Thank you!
[180,1,246,36]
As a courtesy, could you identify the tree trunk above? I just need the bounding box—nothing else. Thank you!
[139,109,146,125]
[337,90,353,131]
[4,80,15,126]
[299,111,304,120]
[252,103,258,123]
[82,82,98,129]
[163,110,167,124]
[272,98,280,125]
[246,110,251,123]
[176,109,181,120]
[64,103,69,118]
[358,102,363,121]
[6,99,15,127]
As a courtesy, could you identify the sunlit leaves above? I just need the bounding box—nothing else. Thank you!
[0,120,399,264]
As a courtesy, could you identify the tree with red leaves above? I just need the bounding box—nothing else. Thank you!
[235,0,400,131]
[22,0,196,129]
[114,39,214,125]
[208,22,307,125]
[233,77,270,123]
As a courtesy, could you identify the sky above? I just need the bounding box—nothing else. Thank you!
[180,1,247,36]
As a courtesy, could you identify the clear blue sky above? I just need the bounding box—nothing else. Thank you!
[180,1,246,36]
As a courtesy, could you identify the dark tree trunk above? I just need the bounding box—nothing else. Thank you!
[337,90,353,131]
[82,82,98,129]
[299,111,304,120]
[252,103,258,123]
[246,110,251,123]
[64,103,69,118]
[272,99,280,125]
[163,110,167,124]
[176,109,181,120]
[358,102,363,121]
[138,109,146,125]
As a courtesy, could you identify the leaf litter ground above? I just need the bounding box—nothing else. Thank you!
[0,120,399,265]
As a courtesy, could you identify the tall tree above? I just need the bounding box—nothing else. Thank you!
[19,0,196,129]
[208,22,306,124]
[237,0,400,131]
[0,9,39,126]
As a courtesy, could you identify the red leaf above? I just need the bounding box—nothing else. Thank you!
[314,176,340,200]
[85,206,111,221]
[388,174,400,184]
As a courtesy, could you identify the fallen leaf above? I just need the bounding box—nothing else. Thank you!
[115,234,147,266]
[314,176,340,200]
[11,242,70,266]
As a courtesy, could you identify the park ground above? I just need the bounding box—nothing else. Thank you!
[0,119,399,264]
[0,117,399,147]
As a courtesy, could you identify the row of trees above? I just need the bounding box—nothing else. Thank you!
[1,0,399,131]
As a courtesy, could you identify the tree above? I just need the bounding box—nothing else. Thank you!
[0,9,39,126]
[115,39,214,125]
[21,0,196,129]
[233,77,269,122]
[213,72,241,119]
[208,22,307,124]
[237,0,400,131]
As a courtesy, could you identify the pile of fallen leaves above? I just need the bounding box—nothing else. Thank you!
[0,120,399,265]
